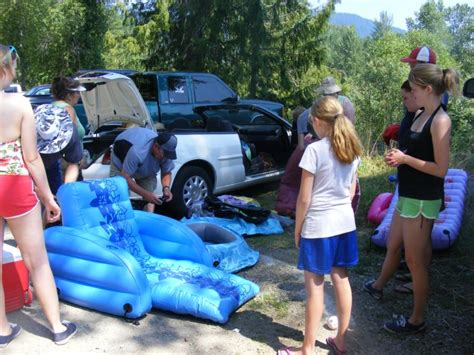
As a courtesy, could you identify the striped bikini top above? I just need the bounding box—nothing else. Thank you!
[0,138,29,175]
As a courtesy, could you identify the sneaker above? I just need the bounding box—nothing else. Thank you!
[384,315,426,334]
[0,323,22,348]
[363,280,383,300]
[53,321,77,345]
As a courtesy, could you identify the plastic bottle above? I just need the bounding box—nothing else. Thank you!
[191,201,204,217]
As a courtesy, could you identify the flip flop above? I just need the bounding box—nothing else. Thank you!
[394,272,412,282]
[326,337,346,355]
[394,282,413,294]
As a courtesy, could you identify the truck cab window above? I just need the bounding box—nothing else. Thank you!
[132,74,157,101]
[166,76,189,104]
[193,75,234,103]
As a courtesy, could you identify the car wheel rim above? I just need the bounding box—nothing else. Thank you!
[182,175,209,208]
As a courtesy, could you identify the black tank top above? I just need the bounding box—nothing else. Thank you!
[398,104,444,200]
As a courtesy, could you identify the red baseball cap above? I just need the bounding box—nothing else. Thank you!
[400,46,437,64]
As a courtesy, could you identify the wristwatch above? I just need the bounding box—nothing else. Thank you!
[162,186,170,192]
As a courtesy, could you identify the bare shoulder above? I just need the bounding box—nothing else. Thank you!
[432,110,451,131]
[9,93,30,106]
[15,94,33,112]
[63,104,76,117]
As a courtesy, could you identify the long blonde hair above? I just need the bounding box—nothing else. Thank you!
[0,44,16,80]
[409,63,460,96]
[311,96,362,164]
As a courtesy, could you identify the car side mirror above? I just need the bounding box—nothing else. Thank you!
[463,78,474,99]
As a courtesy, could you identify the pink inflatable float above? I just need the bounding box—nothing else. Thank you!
[371,169,468,250]
[367,192,394,225]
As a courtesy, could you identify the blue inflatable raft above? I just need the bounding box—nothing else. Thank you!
[185,222,259,273]
[45,177,259,323]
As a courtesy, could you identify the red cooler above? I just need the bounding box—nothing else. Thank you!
[2,244,33,312]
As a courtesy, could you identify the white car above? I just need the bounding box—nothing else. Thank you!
[5,83,23,93]
[79,73,295,217]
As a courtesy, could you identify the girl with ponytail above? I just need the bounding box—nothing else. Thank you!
[365,63,459,335]
[278,96,362,354]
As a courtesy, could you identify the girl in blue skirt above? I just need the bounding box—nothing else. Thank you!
[279,96,362,355]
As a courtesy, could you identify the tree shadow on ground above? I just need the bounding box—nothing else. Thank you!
[225,309,307,352]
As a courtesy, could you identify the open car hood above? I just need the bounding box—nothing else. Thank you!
[78,73,154,132]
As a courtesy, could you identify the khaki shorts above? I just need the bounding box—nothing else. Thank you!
[110,162,157,194]
[396,197,441,219]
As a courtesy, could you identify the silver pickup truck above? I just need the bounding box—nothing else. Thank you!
[80,73,295,217]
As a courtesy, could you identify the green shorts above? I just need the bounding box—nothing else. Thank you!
[396,197,442,219]
[110,162,157,193]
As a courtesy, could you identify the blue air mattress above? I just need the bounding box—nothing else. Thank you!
[45,177,259,323]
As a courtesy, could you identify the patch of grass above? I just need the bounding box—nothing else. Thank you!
[236,155,474,351]
[248,293,290,318]
[356,155,394,227]
[247,229,293,250]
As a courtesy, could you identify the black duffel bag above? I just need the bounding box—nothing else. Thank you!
[203,195,271,225]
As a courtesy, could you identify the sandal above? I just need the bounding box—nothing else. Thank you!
[326,337,346,355]
[0,323,22,348]
[394,282,413,294]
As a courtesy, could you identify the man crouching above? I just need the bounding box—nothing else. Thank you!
[110,127,177,212]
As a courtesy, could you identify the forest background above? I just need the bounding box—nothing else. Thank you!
[0,0,472,167]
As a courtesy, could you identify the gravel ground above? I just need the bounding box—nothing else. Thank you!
[3,183,473,355]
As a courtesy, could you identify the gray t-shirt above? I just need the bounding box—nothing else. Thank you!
[339,95,355,123]
[111,127,174,179]
[297,95,356,135]
[296,108,311,135]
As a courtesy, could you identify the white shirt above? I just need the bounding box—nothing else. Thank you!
[299,137,360,238]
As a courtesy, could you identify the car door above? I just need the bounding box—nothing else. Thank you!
[224,106,293,170]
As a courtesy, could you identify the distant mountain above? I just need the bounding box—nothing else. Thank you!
[329,12,405,38]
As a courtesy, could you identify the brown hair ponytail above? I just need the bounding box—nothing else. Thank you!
[409,63,460,96]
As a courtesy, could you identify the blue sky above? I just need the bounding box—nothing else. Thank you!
[309,0,470,30]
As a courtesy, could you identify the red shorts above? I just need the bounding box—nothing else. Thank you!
[0,175,39,219]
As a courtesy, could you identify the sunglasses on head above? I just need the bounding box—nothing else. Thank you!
[2,45,17,64]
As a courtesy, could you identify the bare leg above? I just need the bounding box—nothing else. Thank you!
[63,164,79,184]
[330,267,351,352]
[402,215,433,325]
[301,271,324,354]
[0,218,12,336]
[373,211,404,290]
[399,237,432,292]
[7,205,66,333]
[277,271,324,355]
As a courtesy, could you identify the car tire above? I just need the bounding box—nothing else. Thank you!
[168,166,213,218]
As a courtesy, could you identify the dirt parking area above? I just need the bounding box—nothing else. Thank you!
[3,178,474,354]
